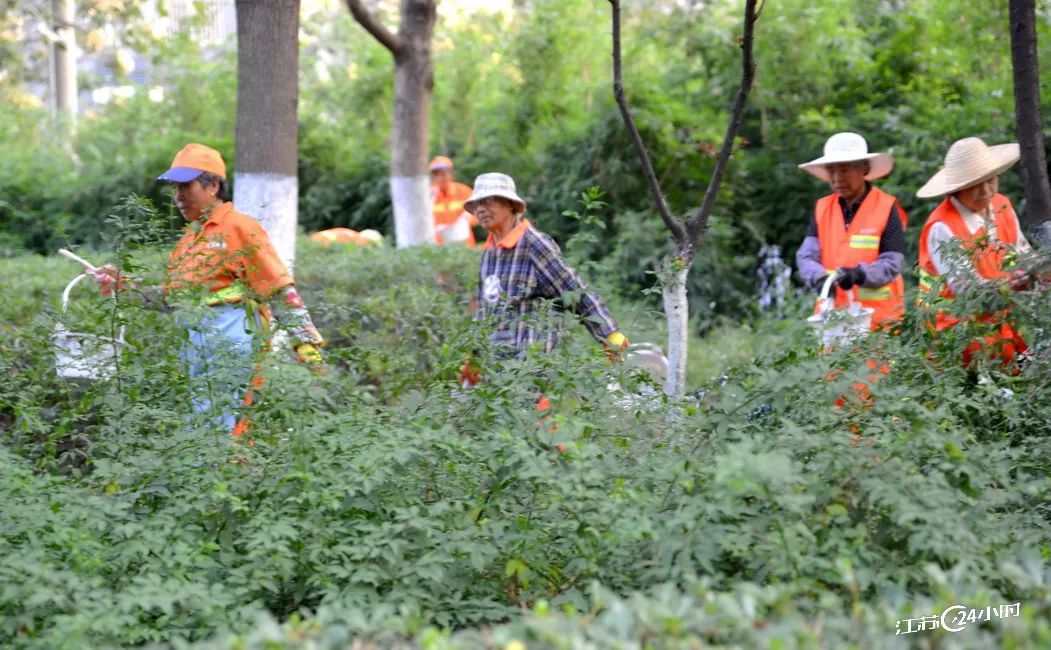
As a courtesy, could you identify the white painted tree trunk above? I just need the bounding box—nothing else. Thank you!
[52,0,77,120]
[234,0,300,270]
[390,174,435,248]
[234,172,299,271]
[662,266,689,397]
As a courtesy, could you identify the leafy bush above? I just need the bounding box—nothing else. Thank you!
[3,240,1051,648]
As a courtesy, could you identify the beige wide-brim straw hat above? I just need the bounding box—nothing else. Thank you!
[798,132,894,181]
[463,172,527,214]
[916,137,1020,198]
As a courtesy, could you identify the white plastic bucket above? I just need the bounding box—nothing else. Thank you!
[53,273,126,380]
[806,273,873,349]
[625,342,669,383]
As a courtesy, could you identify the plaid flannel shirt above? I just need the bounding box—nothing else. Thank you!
[476,218,620,355]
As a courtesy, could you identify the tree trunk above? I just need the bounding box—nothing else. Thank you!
[607,0,758,398]
[662,263,689,397]
[389,0,436,247]
[234,0,301,270]
[1009,0,1051,245]
[51,0,77,120]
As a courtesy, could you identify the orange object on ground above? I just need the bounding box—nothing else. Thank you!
[813,187,908,328]
[918,194,1028,367]
[432,181,477,245]
[166,202,293,299]
[310,228,372,247]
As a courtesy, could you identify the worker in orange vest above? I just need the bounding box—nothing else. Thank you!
[89,143,325,435]
[796,132,908,329]
[430,155,478,245]
[917,137,1032,368]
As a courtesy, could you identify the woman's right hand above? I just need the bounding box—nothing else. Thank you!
[88,264,124,296]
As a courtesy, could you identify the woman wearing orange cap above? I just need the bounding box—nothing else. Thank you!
[91,143,325,434]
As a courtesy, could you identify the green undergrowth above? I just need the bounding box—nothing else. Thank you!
[2,241,1051,649]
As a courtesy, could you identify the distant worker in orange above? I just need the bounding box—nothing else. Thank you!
[430,155,477,245]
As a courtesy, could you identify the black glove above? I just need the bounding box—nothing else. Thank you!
[835,266,866,290]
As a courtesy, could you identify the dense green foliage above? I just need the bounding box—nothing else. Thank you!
[5,1,1051,646]
[3,0,1050,325]
[3,232,1051,647]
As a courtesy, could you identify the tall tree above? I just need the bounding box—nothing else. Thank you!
[50,0,77,120]
[609,0,761,397]
[234,0,301,269]
[345,0,436,247]
[1009,0,1051,246]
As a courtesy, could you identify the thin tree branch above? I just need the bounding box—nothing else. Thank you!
[684,0,760,249]
[608,0,685,245]
[345,0,402,55]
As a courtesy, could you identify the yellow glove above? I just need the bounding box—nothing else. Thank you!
[295,343,324,365]
[604,331,629,362]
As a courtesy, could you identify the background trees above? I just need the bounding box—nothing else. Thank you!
[1,0,1049,327]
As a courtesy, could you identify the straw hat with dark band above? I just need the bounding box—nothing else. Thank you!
[798,132,894,182]
[917,137,1020,198]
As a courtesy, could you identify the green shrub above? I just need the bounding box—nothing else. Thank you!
[3,243,1051,648]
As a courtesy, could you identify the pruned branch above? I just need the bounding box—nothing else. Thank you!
[345,0,402,55]
[685,0,760,247]
[609,0,685,244]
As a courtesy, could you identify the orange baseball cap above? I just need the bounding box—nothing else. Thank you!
[157,143,227,182]
[429,155,453,171]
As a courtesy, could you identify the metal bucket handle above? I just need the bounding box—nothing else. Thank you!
[817,270,861,315]
[60,273,126,344]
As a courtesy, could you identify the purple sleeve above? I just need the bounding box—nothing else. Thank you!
[795,236,828,290]
[859,251,904,288]
[529,233,620,340]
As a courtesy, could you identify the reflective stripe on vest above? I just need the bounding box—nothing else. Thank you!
[849,234,880,250]
[857,286,892,300]
[204,284,247,306]
[916,268,938,294]
[436,200,464,213]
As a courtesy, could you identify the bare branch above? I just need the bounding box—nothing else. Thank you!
[684,0,760,249]
[345,0,402,55]
[608,0,685,244]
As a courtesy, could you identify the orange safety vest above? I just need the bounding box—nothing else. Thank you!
[166,202,292,300]
[917,194,1026,365]
[814,187,907,328]
[432,182,476,245]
